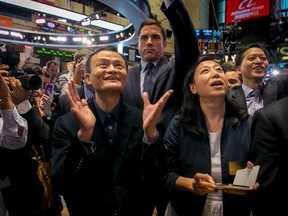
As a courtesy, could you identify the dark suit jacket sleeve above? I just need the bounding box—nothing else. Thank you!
[161,0,200,74]
[250,100,286,188]
[249,98,288,215]
[56,94,68,118]
[21,107,50,148]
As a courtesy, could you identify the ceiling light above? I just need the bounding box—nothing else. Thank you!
[10,31,23,39]
[0,0,123,31]
[99,36,109,41]
[57,37,67,42]
[36,18,46,24]
[0,30,9,35]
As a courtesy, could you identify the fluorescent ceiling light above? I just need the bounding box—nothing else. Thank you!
[10,31,23,39]
[0,0,123,31]
[99,36,109,41]
[0,30,9,35]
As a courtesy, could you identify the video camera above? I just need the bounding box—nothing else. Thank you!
[0,43,42,90]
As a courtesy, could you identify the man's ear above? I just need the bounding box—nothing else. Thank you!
[236,66,241,74]
[189,83,197,94]
[84,73,91,84]
[163,40,167,48]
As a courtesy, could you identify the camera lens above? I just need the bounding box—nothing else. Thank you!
[18,74,42,90]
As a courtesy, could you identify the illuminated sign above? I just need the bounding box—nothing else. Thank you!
[34,0,55,5]
[226,0,270,24]
[195,29,224,54]
[35,47,74,57]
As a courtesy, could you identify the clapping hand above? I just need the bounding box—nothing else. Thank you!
[66,79,96,141]
[142,89,173,142]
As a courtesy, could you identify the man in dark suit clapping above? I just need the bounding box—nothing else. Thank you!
[52,46,173,216]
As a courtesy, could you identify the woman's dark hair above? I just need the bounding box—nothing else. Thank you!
[178,56,248,136]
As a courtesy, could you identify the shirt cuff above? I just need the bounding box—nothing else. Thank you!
[78,137,95,154]
[143,131,159,145]
[16,100,32,114]
[164,0,173,8]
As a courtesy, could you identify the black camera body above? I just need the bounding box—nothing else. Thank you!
[9,68,42,90]
[1,43,42,90]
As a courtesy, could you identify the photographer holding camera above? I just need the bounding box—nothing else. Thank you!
[0,43,63,216]
[0,66,29,216]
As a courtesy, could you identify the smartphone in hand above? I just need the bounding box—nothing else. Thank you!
[44,84,54,95]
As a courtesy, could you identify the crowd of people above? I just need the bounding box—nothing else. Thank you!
[0,0,287,215]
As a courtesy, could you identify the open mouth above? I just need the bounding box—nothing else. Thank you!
[105,76,119,81]
[211,80,223,86]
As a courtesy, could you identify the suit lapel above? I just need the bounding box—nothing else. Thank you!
[130,66,144,107]
[77,85,85,99]
[263,81,278,106]
[150,58,170,103]
[112,103,141,181]
[230,86,247,110]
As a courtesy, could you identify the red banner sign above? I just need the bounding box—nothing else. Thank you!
[35,0,55,5]
[0,16,13,27]
[226,0,270,24]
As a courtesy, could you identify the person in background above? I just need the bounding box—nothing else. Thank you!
[66,61,74,74]
[121,0,200,213]
[0,68,28,216]
[56,67,94,117]
[58,49,92,95]
[0,64,59,216]
[52,46,173,215]
[162,56,254,216]
[21,63,55,118]
[56,50,94,117]
[249,96,288,216]
[222,62,242,87]
[229,43,288,116]
[13,63,63,216]
[45,60,61,94]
